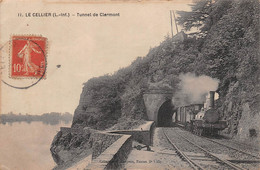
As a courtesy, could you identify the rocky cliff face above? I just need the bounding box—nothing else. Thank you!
[218,79,260,141]
[50,127,95,167]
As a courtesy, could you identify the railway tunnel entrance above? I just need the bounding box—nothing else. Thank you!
[157,100,174,127]
[143,89,173,126]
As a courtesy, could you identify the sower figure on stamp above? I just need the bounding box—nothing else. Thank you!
[18,40,41,75]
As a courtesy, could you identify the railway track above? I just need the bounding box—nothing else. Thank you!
[162,129,204,170]
[201,136,260,160]
[177,124,260,159]
[163,127,253,170]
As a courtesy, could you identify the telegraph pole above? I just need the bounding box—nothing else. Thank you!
[170,10,179,38]
[173,10,179,33]
[170,10,174,38]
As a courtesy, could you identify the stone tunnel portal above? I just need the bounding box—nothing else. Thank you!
[157,100,174,127]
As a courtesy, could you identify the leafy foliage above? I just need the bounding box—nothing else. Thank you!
[177,0,233,37]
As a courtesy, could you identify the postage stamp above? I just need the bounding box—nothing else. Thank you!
[11,35,47,78]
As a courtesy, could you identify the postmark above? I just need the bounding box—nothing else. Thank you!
[11,35,46,79]
[0,35,47,89]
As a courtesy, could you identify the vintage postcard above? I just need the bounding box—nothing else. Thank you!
[0,0,259,170]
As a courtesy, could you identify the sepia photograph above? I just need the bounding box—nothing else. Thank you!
[0,0,259,169]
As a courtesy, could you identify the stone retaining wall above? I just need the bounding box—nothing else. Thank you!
[90,132,123,159]
[86,135,132,170]
[109,130,151,146]
[75,121,155,169]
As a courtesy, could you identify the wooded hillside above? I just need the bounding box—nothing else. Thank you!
[72,0,259,140]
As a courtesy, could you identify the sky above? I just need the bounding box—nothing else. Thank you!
[1,0,191,115]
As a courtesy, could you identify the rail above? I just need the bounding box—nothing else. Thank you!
[162,128,204,170]
[201,136,260,160]
[176,123,260,160]
[175,131,246,170]
[163,128,247,170]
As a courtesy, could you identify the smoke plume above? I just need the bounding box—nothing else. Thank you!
[172,73,219,107]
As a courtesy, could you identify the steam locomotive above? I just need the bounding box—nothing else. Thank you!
[174,91,227,136]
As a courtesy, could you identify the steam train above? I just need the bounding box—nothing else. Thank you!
[174,91,227,136]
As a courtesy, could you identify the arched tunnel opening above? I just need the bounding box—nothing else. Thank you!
[157,100,174,127]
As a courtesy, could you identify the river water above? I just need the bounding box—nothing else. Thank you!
[0,121,71,170]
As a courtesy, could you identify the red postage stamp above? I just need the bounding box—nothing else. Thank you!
[11,35,47,78]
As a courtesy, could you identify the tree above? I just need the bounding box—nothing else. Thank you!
[176,0,233,37]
